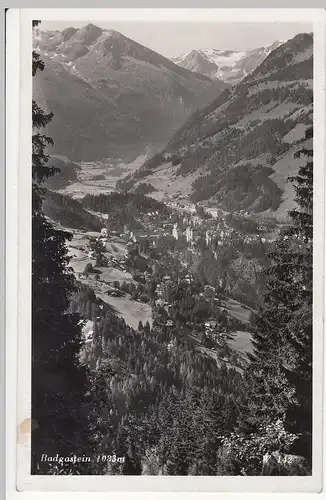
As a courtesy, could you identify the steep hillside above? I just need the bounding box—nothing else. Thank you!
[42,156,81,190]
[120,33,313,218]
[33,24,227,162]
[42,190,103,231]
[172,41,283,85]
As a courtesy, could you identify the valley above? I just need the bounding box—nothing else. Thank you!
[49,173,265,374]
[55,154,148,199]
[38,27,313,385]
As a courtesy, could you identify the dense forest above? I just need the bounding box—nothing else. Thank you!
[81,191,171,216]
[80,191,172,233]
[31,23,313,477]
[42,190,102,231]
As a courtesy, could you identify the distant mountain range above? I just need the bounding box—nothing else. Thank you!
[172,41,284,85]
[33,24,227,162]
[119,33,313,218]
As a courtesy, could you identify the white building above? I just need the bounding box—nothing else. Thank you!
[205,230,214,246]
[172,223,183,240]
[186,226,193,243]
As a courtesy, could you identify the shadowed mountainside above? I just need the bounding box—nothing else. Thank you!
[33,24,227,162]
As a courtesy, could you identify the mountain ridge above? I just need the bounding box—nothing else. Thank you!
[33,24,227,162]
[119,33,313,219]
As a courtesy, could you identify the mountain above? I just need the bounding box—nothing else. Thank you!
[172,41,284,85]
[33,24,227,162]
[118,33,313,219]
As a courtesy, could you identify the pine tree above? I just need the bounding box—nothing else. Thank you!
[31,21,97,474]
[239,127,313,468]
[284,126,313,462]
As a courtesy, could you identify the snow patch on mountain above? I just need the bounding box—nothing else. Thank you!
[172,41,285,84]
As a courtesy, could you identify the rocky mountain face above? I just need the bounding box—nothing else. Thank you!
[119,33,313,219]
[172,41,284,85]
[33,24,227,162]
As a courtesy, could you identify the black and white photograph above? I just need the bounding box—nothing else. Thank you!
[10,8,325,492]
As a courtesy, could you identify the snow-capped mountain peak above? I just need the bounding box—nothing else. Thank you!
[172,41,285,85]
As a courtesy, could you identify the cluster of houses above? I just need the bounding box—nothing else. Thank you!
[205,226,230,247]
[204,320,217,336]
[90,217,236,258]
[94,209,244,254]
[116,212,174,247]
[171,213,274,256]
[172,218,203,242]
[171,216,232,250]
[87,223,169,251]
[125,230,162,247]
[204,324,229,347]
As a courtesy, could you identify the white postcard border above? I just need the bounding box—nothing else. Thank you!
[6,7,325,494]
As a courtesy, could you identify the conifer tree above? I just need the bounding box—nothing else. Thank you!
[239,127,313,468]
[31,21,98,474]
[283,126,313,462]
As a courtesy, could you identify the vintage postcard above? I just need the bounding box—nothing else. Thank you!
[7,7,325,493]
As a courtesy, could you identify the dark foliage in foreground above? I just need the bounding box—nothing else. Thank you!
[32,24,102,474]
[231,127,313,473]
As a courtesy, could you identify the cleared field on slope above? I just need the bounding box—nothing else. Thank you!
[68,249,94,274]
[227,330,253,355]
[271,136,313,219]
[58,181,116,199]
[221,297,253,324]
[221,298,254,356]
[133,162,206,202]
[68,231,131,278]
[67,231,151,329]
[105,238,128,256]
[97,293,152,330]
[98,267,133,284]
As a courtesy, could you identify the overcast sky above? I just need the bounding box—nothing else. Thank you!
[40,21,312,58]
